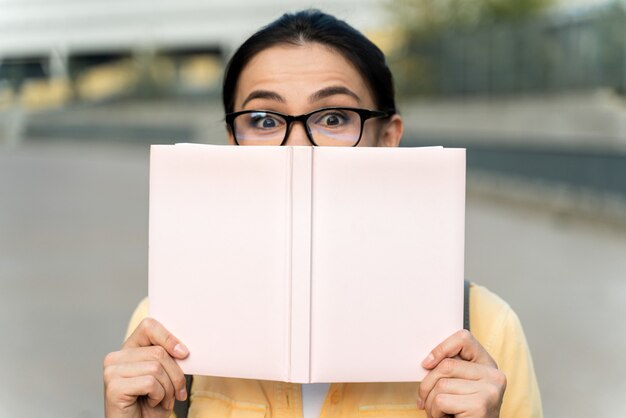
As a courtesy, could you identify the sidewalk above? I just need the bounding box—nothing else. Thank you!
[1,132,625,418]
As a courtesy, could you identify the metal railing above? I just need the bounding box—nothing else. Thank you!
[398,3,626,96]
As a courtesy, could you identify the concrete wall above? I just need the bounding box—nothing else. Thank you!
[400,89,626,152]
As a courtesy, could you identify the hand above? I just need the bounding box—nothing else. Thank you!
[418,330,506,418]
[104,318,190,418]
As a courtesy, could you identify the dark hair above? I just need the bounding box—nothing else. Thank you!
[222,9,396,115]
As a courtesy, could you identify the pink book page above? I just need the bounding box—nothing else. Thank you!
[310,147,465,382]
[149,144,292,381]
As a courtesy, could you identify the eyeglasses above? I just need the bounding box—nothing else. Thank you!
[225,107,393,147]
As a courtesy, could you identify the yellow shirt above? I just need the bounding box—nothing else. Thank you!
[126,283,543,418]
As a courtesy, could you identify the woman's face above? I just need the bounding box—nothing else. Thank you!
[227,42,403,147]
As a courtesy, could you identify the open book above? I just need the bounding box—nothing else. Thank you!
[149,144,465,383]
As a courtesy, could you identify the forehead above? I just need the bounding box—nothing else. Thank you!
[234,43,375,110]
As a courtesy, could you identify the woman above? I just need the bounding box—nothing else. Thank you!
[104,10,542,418]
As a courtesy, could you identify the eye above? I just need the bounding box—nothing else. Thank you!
[248,112,284,130]
[314,111,348,127]
[320,114,344,126]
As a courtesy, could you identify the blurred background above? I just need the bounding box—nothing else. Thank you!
[1,0,625,416]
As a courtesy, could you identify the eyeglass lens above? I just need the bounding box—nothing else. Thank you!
[233,109,362,146]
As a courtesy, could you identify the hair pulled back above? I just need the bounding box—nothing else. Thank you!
[222,9,396,115]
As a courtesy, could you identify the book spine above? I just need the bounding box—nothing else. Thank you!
[289,147,313,383]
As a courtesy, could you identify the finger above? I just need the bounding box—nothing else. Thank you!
[423,378,482,414]
[108,375,167,409]
[123,317,189,360]
[429,393,470,418]
[432,377,482,396]
[105,360,177,410]
[422,329,495,370]
[418,358,487,405]
[105,346,188,401]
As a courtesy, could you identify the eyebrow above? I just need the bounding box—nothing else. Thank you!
[240,85,361,109]
[309,86,361,104]
[241,90,286,108]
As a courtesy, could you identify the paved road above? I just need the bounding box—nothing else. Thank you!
[465,194,626,417]
[0,140,624,417]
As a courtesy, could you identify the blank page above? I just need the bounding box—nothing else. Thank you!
[149,144,291,381]
[310,147,465,382]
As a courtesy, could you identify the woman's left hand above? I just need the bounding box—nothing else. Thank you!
[418,329,507,418]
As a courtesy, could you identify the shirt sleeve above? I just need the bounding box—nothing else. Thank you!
[122,298,179,418]
[124,297,149,340]
[471,285,543,418]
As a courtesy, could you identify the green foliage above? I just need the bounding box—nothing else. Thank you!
[388,0,556,47]
[390,0,554,34]
[481,0,554,22]
[387,0,556,97]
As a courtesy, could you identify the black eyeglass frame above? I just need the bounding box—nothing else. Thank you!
[225,107,394,147]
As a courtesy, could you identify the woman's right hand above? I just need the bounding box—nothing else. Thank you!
[104,318,190,418]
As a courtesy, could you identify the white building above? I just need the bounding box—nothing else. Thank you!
[0,0,387,60]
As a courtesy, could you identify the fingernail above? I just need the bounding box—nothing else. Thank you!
[178,388,188,401]
[422,353,435,367]
[174,343,189,357]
